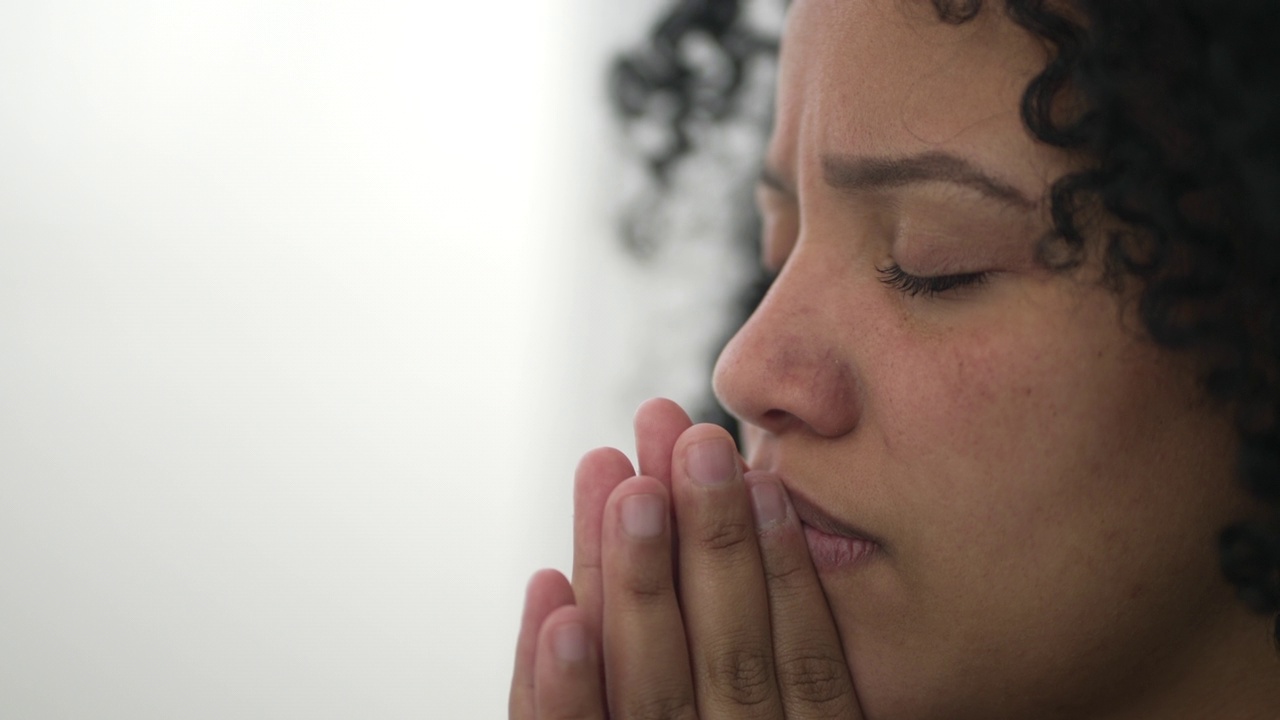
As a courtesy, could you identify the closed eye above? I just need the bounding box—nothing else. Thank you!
[876,262,989,297]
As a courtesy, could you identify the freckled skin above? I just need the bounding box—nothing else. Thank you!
[712,1,1279,718]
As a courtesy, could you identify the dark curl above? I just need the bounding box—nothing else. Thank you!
[610,0,1280,644]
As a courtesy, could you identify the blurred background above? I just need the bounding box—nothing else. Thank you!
[0,0,768,716]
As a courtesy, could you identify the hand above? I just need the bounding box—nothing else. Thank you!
[510,399,690,719]
[511,399,862,719]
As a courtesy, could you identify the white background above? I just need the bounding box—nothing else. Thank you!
[0,0,697,717]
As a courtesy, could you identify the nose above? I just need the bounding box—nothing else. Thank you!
[712,251,862,439]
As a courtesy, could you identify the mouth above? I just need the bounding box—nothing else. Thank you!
[788,490,881,573]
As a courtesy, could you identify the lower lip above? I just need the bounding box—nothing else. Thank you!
[803,524,877,572]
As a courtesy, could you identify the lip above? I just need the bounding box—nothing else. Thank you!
[786,488,883,572]
[746,442,884,572]
[802,525,878,572]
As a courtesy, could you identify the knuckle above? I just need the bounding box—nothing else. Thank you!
[623,570,673,604]
[762,556,809,589]
[697,519,754,553]
[619,693,699,720]
[555,705,601,720]
[776,653,853,708]
[706,647,775,707]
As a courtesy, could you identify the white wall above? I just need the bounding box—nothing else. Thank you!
[0,0,672,716]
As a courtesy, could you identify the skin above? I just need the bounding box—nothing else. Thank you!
[511,1,1280,718]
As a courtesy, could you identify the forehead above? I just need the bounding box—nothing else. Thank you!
[771,0,1059,188]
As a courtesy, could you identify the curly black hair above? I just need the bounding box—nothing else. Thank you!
[610,0,1280,644]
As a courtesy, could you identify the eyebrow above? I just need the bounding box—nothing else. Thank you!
[758,151,1038,210]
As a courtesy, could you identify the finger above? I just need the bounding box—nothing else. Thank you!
[633,398,693,487]
[572,448,636,626]
[633,398,695,595]
[745,472,863,719]
[512,569,577,720]
[534,604,607,720]
[669,424,783,719]
[601,475,698,720]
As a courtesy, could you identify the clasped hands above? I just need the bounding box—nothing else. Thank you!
[510,398,863,719]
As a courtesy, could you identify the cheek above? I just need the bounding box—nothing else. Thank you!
[842,318,1242,719]
[865,302,1237,612]
[880,327,1070,474]
[872,318,1156,550]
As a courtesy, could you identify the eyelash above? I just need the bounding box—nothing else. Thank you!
[876,262,990,297]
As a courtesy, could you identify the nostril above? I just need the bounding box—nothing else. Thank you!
[760,408,795,432]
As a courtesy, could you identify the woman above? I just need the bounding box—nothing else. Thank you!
[512,0,1280,717]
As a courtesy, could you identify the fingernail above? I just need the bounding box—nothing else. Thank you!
[687,438,736,485]
[750,481,787,529]
[621,494,665,538]
[553,621,587,662]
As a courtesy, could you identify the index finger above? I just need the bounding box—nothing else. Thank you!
[745,471,863,718]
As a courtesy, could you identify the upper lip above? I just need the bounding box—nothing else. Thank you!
[786,485,884,548]
[747,441,886,548]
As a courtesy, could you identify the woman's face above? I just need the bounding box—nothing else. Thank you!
[713,1,1263,717]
